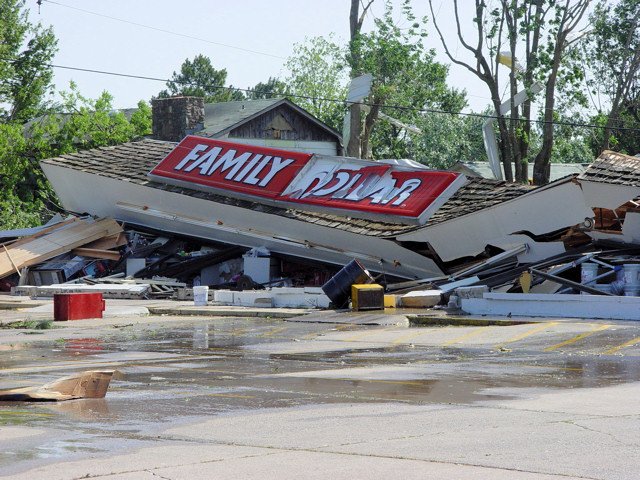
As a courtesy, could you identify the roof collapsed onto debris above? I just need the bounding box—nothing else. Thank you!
[40,138,535,237]
[28,138,640,311]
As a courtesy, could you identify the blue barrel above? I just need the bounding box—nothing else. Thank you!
[322,259,373,307]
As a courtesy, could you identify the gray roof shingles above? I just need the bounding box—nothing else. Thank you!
[579,150,640,186]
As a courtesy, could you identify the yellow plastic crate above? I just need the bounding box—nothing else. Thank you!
[351,284,384,311]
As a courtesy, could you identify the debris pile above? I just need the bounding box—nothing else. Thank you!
[2,141,638,319]
[1,217,339,302]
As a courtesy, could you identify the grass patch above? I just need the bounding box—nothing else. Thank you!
[407,315,534,327]
[0,319,55,330]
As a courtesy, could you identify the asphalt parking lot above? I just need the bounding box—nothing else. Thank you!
[1,312,639,479]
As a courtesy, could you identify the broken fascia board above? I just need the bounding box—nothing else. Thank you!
[438,276,480,293]
[578,179,640,210]
[397,179,592,262]
[588,211,640,245]
[40,163,444,280]
[460,293,640,321]
[450,244,527,279]
[487,235,566,264]
[622,211,640,242]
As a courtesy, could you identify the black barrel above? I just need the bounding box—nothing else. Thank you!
[322,259,374,308]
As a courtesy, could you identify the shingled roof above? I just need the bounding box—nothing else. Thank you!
[40,139,536,238]
[579,150,640,186]
[199,98,341,140]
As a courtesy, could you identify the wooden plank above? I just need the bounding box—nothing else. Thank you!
[0,219,122,279]
[80,232,128,251]
[2,245,21,276]
[8,217,79,249]
[71,248,122,261]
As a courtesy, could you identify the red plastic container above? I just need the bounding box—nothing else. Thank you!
[53,293,106,321]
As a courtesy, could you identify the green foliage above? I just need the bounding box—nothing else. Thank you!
[284,36,348,131]
[26,82,151,158]
[159,54,244,102]
[587,111,640,156]
[0,2,151,229]
[247,77,288,100]
[353,0,467,158]
[0,122,42,228]
[413,114,487,169]
[0,0,58,122]
[0,319,54,329]
[0,83,152,229]
[581,0,640,154]
[587,0,639,100]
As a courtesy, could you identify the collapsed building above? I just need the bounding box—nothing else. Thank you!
[34,135,640,288]
[3,96,640,318]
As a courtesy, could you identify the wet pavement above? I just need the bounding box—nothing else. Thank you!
[1,314,639,478]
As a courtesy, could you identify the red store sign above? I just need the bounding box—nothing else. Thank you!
[148,136,465,224]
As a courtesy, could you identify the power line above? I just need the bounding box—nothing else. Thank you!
[49,63,640,133]
[41,0,285,60]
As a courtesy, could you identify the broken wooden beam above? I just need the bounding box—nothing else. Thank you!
[0,218,123,279]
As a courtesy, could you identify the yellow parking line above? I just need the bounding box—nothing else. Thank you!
[258,326,288,338]
[604,336,640,355]
[301,324,352,341]
[392,328,436,345]
[0,355,214,374]
[494,322,559,349]
[334,324,353,331]
[442,327,490,347]
[544,324,612,352]
[343,328,391,342]
[207,393,255,399]
[335,378,424,387]
[227,328,249,336]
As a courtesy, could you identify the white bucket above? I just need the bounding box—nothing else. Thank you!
[623,264,640,297]
[581,262,598,295]
[193,286,209,306]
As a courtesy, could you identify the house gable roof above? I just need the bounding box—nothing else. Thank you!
[198,98,341,141]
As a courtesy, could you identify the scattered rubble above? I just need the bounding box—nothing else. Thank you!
[0,142,638,320]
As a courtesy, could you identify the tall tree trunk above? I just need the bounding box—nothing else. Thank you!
[346,0,373,158]
[533,74,557,185]
[361,103,380,159]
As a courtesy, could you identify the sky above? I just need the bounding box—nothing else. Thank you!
[22,0,571,113]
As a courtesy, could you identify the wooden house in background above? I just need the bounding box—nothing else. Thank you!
[152,96,342,156]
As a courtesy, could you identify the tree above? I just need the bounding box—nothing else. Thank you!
[353,0,466,159]
[0,0,57,122]
[0,83,152,229]
[284,36,348,131]
[413,113,487,169]
[583,0,640,153]
[429,0,590,184]
[0,123,41,228]
[247,77,288,100]
[159,54,244,103]
[346,0,374,157]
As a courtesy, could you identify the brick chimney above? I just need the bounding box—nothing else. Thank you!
[151,96,205,142]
